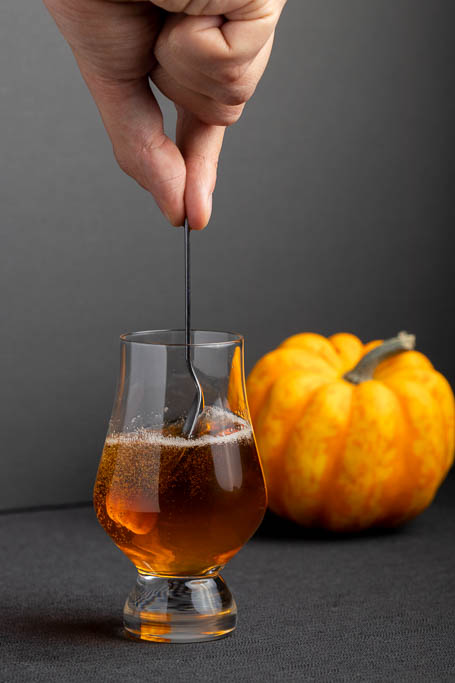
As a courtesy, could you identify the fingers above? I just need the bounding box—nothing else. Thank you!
[82,61,225,230]
[149,0,254,13]
[151,0,284,22]
[78,66,187,226]
[149,4,284,229]
[176,108,225,230]
[43,0,287,231]
[155,17,274,108]
[155,12,277,83]
[151,64,245,126]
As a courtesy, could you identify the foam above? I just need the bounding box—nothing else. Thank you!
[107,407,252,448]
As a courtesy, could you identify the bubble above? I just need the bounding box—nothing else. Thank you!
[107,407,252,449]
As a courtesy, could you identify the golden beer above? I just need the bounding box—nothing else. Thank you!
[94,411,266,576]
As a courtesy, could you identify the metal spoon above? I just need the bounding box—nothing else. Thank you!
[181,219,204,438]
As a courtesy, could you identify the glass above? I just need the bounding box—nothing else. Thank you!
[93,330,267,643]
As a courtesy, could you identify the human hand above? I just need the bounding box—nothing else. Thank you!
[43,0,286,229]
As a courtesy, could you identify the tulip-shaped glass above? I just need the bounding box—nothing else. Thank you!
[93,330,267,643]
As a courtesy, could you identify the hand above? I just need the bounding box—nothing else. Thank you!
[43,0,286,229]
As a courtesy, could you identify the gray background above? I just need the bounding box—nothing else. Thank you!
[1,1,454,510]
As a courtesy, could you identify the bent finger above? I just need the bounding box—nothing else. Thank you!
[156,31,274,106]
[156,13,274,82]
[151,63,244,126]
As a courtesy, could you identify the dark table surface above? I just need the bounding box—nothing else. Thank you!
[1,478,455,683]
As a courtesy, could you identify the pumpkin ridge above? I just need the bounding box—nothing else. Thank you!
[255,371,328,516]
[329,333,364,375]
[247,348,336,422]
[383,369,454,474]
[274,378,330,516]
[361,381,409,528]
[430,371,455,473]
[324,381,407,531]
[283,381,353,526]
[383,378,442,524]
[280,333,343,371]
[316,381,354,529]
[382,384,424,525]
[369,381,412,528]
[374,351,433,380]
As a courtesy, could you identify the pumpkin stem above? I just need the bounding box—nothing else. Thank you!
[343,332,416,385]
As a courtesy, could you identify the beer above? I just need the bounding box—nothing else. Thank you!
[93,409,267,577]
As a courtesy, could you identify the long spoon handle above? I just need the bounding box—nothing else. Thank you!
[182,219,204,438]
[184,218,191,357]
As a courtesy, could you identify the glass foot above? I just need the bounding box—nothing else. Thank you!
[123,573,237,643]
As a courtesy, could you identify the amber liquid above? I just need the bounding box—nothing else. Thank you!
[93,412,267,576]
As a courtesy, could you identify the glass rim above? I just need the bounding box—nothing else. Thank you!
[120,329,244,348]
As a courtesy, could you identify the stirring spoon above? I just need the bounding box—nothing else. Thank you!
[182,219,204,438]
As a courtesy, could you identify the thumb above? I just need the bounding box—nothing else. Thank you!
[176,108,225,230]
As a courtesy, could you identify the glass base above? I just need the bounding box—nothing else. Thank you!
[123,573,237,643]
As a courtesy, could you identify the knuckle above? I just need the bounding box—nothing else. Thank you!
[202,103,244,127]
[219,83,255,106]
[224,108,244,126]
[217,63,245,85]
[136,135,167,162]
[114,134,167,176]
[167,24,185,54]
[156,27,180,65]
[114,149,133,177]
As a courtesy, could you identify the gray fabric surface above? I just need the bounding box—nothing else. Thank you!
[1,479,454,682]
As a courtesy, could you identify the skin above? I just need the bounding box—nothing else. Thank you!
[43,0,287,229]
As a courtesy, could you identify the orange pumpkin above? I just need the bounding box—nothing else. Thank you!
[247,332,454,531]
